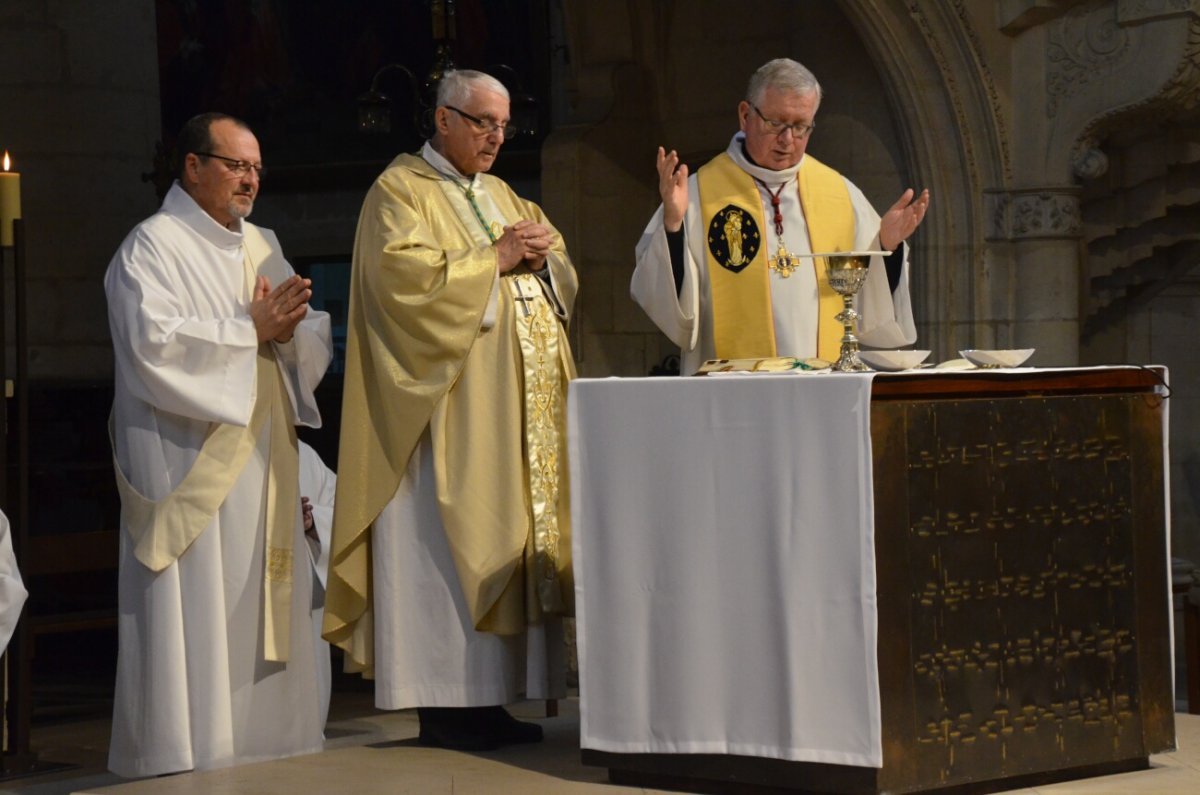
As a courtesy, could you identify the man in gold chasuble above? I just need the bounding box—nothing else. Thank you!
[632,58,931,375]
[324,70,578,751]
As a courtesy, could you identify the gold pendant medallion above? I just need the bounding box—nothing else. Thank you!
[768,244,801,278]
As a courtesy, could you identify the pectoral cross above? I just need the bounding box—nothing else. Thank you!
[769,243,802,278]
[511,276,536,317]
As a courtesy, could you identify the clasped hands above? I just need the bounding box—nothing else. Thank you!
[249,274,311,343]
[302,496,315,534]
[495,219,552,273]
[302,495,320,553]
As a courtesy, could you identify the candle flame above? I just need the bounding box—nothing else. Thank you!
[2,151,9,172]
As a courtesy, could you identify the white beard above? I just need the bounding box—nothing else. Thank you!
[228,197,254,220]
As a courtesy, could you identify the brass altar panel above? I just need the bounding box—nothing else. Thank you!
[871,393,1172,791]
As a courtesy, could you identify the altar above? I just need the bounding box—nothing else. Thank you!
[567,367,1174,794]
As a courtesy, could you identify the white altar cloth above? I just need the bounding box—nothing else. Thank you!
[568,373,882,766]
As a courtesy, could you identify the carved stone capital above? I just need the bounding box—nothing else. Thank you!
[986,188,1083,241]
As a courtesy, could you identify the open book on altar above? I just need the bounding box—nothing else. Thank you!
[695,356,831,375]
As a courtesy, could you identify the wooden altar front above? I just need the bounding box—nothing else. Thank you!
[574,367,1174,794]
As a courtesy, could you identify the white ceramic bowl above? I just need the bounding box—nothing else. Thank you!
[858,349,931,372]
[959,349,1035,368]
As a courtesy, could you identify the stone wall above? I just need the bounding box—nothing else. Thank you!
[0,0,161,379]
[1141,275,1200,562]
[1080,119,1200,561]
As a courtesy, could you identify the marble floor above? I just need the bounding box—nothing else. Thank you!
[1,696,1197,795]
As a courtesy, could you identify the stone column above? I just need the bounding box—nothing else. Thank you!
[985,187,1083,365]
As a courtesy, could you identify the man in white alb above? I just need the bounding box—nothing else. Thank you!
[105,112,332,777]
[632,58,930,374]
[299,439,336,730]
[0,509,27,654]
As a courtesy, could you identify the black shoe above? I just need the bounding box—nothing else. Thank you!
[417,707,499,751]
[482,706,544,745]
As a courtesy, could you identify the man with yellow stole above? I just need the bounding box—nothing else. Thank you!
[324,70,578,751]
[632,58,930,374]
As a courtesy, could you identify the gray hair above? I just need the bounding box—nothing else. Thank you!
[746,58,822,105]
[436,69,510,107]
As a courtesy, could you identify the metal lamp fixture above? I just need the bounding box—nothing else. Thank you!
[355,0,537,139]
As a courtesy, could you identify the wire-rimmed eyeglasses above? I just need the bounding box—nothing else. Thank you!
[445,106,517,139]
[750,104,815,139]
[195,151,267,180]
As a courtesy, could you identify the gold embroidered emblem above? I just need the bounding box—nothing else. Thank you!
[265,546,293,583]
[706,204,761,274]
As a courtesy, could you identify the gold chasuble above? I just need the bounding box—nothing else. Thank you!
[324,153,578,675]
[698,153,855,362]
[111,225,299,663]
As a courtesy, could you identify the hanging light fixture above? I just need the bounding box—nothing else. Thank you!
[356,0,537,139]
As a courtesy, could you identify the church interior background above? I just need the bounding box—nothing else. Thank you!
[0,0,1198,775]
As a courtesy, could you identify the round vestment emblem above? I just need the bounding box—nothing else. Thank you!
[707,204,761,274]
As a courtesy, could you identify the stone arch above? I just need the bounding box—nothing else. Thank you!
[838,0,1014,358]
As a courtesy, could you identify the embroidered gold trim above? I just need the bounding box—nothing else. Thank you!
[266,545,294,583]
[510,274,566,614]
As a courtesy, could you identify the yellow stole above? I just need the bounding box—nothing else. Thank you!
[698,152,855,361]
[111,225,299,662]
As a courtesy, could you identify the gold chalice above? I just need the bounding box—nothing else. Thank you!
[812,251,890,372]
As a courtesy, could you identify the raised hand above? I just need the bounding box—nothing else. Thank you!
[249,274,311,343]
[879,188,931,252]
[657,147,689,233]
[495,219,554,273]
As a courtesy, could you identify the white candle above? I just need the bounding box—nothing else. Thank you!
[0,151,21,248]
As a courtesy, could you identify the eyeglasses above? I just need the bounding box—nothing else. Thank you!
[750,104,815,139]
[445,106,517,139]
[195,151,267,179]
